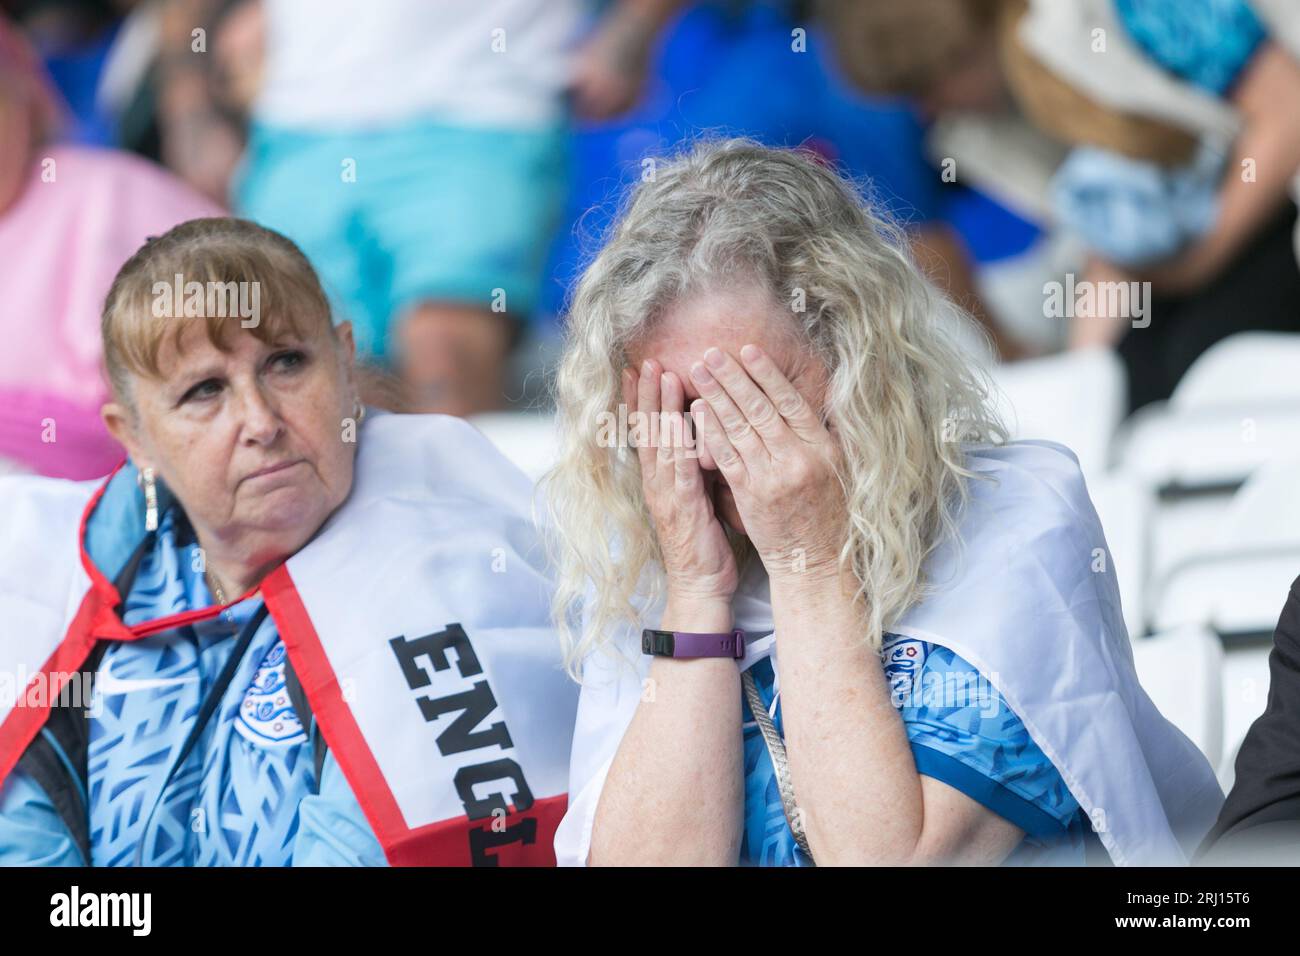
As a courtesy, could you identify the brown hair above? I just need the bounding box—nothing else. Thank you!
[818,0,1003,96]
[101,218,335,404]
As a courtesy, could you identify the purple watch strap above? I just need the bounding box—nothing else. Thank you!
[642,628,746,659]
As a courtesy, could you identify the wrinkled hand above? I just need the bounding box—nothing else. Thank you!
[626,359,738,608]
[688,345,846,583]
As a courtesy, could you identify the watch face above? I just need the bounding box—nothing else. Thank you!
[641,629,675,656]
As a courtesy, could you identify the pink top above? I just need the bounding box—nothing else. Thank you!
[0,146,222,479]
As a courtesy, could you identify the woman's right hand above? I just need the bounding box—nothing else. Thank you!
[626,360,738,614]
[591,362,745,866]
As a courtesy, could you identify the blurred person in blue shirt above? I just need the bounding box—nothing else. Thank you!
[545,0,1037,360]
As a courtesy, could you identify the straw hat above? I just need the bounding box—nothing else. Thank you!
[820,0,1199,166]
[995,0,1198,166]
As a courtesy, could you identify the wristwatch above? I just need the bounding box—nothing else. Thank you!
[641,628,746,659]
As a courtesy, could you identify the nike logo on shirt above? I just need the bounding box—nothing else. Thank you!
[95,658,199,696]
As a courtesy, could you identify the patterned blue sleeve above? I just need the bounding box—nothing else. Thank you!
[882,634,1080,840]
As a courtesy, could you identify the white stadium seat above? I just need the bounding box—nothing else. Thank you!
[1087,472,1154,640]
[1116,401,1300,491]
[1171,332,1300,412]
[1218,641,1277,792]
[1130,626,1224,769]
[1116,333,1300,492]
[1151,458,1300,636]
[990,346,1125,481]
[468,411,560,484]
[1112,333,1300,627]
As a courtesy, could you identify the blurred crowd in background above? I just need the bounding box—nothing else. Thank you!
[4,0,1294,474]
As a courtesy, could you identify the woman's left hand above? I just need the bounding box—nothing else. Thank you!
[689,345,847,584]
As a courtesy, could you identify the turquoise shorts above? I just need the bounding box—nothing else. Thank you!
[235,117,569,361]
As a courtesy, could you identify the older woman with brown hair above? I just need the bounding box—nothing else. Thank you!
[544,139,1222,867]
[0,218,574,867]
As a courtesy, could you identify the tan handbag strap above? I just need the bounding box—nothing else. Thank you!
[742,668,815,863]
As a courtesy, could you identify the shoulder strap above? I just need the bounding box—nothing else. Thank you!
[283,653,327,785]
[742,668,815,863]
[15,730,86,863]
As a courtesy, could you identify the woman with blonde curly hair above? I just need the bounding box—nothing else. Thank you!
[544,139,1223,867]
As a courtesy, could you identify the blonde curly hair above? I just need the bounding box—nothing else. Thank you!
[541,139,1006,677]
